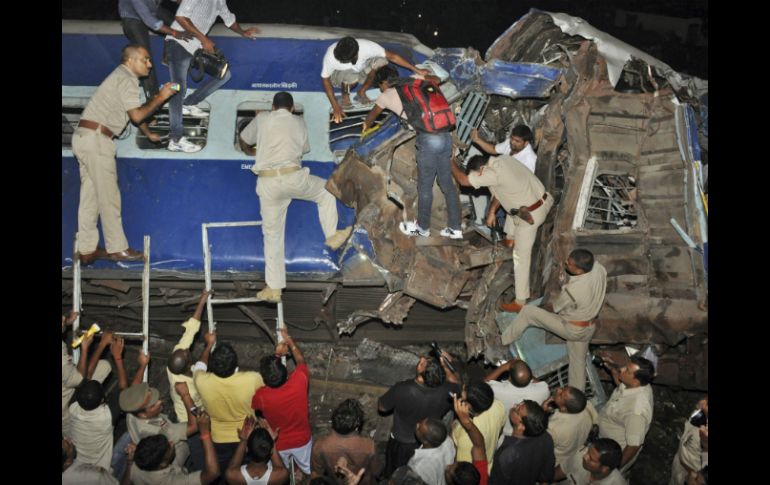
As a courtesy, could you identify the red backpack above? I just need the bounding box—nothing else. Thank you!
[393,78,456,133]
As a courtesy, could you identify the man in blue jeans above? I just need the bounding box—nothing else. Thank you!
[118,0,193,100]
[165,0,259,153]
[362,66,462,239]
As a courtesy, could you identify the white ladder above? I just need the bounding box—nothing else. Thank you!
[72,235,151,382]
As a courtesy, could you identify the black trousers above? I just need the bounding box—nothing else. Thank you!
[384,436,420,478]
[120,8,173,99]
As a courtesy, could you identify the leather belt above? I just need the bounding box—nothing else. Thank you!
[78,119,115,139]
[526,193,548,212]
[257,166,301,177]
[568,320,594,328]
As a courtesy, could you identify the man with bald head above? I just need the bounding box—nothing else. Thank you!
[166,289,214,423]
[74,44,179,265]
[484,359,550,438]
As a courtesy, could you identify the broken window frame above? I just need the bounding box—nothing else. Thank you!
[62,98,89,149]
[329,107,389,157]
[135,103,211,150]
[573,157,643,233]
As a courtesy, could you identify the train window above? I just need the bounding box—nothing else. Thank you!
[582,173,639,230]
[62,99,88,148]
[136,103,210,150]
[329,107,388,155]
[234,102,304,154]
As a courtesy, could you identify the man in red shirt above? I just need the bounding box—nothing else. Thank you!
[251,328,311,481]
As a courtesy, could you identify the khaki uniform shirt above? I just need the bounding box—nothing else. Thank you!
[62,460,119,485]
[451,399,507,469]
[562,448,628,485]
[547,403,598,466]
[467,155,546,211]
[127,413,188,444]
[552,263,608,322]
[598,384,653,448]
[130,463,202,485]
[62,341,84,436]
[674,420,704,473]
[69,403,114,470]
[166,318,206,423]
[194,370,264,443]
[240,109,310,172]
[80,64,141,136]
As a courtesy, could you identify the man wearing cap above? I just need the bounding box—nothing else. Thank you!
[451,154,554,315]
[73,44,178,264]
[194,341,264,477]
[120,378,199,467]
[239,91,352,303]
[499,248,607,391]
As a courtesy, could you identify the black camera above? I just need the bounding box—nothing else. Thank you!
[430,341,457,374]
[190,49,229,82]
[590,352,617,371]
[689,409,707,427]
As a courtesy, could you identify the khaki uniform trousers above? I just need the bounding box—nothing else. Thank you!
[72,128,129,254]
[501,305,595,391]
[257,168,338,289]
[503,193,554,302]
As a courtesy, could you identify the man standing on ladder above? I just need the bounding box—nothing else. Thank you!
[239,92,352,302]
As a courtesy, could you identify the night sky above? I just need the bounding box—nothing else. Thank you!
[62,0,707,78]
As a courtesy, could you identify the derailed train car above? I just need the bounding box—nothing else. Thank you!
[326,10,708,388]
[62,10,707,388]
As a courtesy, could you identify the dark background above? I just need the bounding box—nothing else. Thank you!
[62,0,707,78]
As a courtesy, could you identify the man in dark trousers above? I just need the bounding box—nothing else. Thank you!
[378,352,460,476]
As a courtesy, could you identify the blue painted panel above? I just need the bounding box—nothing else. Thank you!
[480,61,562,99]
[431,48,481,93]
[62,34,426,92]
[353,114,404,158]
[62,157,355,273]
[496,298,569,372]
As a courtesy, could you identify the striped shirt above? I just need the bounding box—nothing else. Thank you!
[166,0,236,55]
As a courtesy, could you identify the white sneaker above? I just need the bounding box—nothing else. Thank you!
[399,220,430,237]
[440,227,463,239]
[167,136,202,153]
[182,105,209,118]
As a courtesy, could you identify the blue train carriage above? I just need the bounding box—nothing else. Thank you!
[62,21,480,344]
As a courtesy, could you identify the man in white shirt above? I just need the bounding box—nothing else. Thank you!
[483,359,549,437]
[321,36,428,123]
[471,125,537,173]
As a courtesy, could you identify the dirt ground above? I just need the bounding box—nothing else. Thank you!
[113,337,704,484]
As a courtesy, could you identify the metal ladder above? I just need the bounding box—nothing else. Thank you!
[72,235,151,382]
[200,221,286,346]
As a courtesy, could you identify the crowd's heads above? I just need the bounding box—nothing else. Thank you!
[464,381,494,415]
[560,386,588,414]
[273,91,294,110]
[332,398,365,435]
[415,418,447,448]
[582,438,622,474]
[419,357,446,388]
[75,380,105,411]
[510,400,548,437]
[209,342,238,378]
[375,65,399,89]
[247,428,274,464]
[260,355,288,388]
[568,249,595,274]
[134,435,174,471]
[390,466,428,485]
[167,348,192,375]
[465,154,490,174]
[445,462,480,485]
[334,36,359,64]
[509,360,533,388]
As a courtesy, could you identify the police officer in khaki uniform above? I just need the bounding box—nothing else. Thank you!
[239,92,352,303]
[451,154,554,308]
[596,355,655,473]
[499,248,607,391]
[73,44,178,264]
